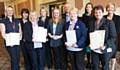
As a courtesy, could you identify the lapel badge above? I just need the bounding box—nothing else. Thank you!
[76,26,79,29]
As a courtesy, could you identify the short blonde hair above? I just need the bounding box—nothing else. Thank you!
[29,11,38,22]
[69,7,78,13]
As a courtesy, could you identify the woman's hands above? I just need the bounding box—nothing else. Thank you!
[48,33,63,40]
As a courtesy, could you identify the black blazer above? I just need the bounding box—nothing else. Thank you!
[62,13,70,23]
[104,14,120,34]
[38,16,50,28]
[89,17,117,50]
[62,13,66,22]
[82,13,93,46]
[82,13,93,28]
[23,20,48,46]
[47,19,65,47]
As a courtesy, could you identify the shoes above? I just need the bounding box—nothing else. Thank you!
[48,68,53,70]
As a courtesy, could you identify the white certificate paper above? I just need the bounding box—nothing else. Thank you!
[5,33,20,46]
[66,30,77,43]
[89,30,105,50]
[33,27,47,42]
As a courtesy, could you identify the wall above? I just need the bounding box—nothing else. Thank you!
[35,0,56,15]
[74,0,120,16]
[5,0,35,17]
[75,0,83,10]
[35,0,65,17]
[67,0,75,8]
[5,0,65,17]
[76,0,90,17]
[4,0,120,17]
[0,2,4,18]
[90,0,120,15]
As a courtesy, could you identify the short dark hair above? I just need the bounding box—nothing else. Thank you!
[21,8,29,16]
[93,5,104,13]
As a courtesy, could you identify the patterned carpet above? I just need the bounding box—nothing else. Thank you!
[116,52,120,70]
[0,46,25,70]
[0,46,120,70]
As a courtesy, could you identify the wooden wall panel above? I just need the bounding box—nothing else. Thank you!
[32,0,35,10]
[91,0,120,7]
[0,2,4,18]
[75,0,83,10]
[90,0,108,7]
[16,0,30,16]
[108,0,120,7]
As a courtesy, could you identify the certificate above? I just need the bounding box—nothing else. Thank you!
[33,27,47,42]
[5,33,21,46]
[66,30,77,43]
[89,30,105,50]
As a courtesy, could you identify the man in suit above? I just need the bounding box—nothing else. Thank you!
[62,2,70,70]
[62,2,70,23]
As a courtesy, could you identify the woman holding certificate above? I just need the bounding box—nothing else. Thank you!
[89,5,117,70]
[105,3,120,70]
[47,8,65,70]
[0,6,22,70]
[65,7,87,70]
[38,7,52,70]
[24,11,47,70]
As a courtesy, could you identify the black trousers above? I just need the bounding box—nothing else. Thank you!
[21,41,32,70]
[51,46,62,69]
[5,45,20,70]
[35,46,45,70]
[67,50,85,70]
[61,45,67,70]
[24,42,38,70]
[45,42,52,69]
[91,51,111,70]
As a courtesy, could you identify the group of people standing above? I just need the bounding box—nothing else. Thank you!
[0,2,120,70]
